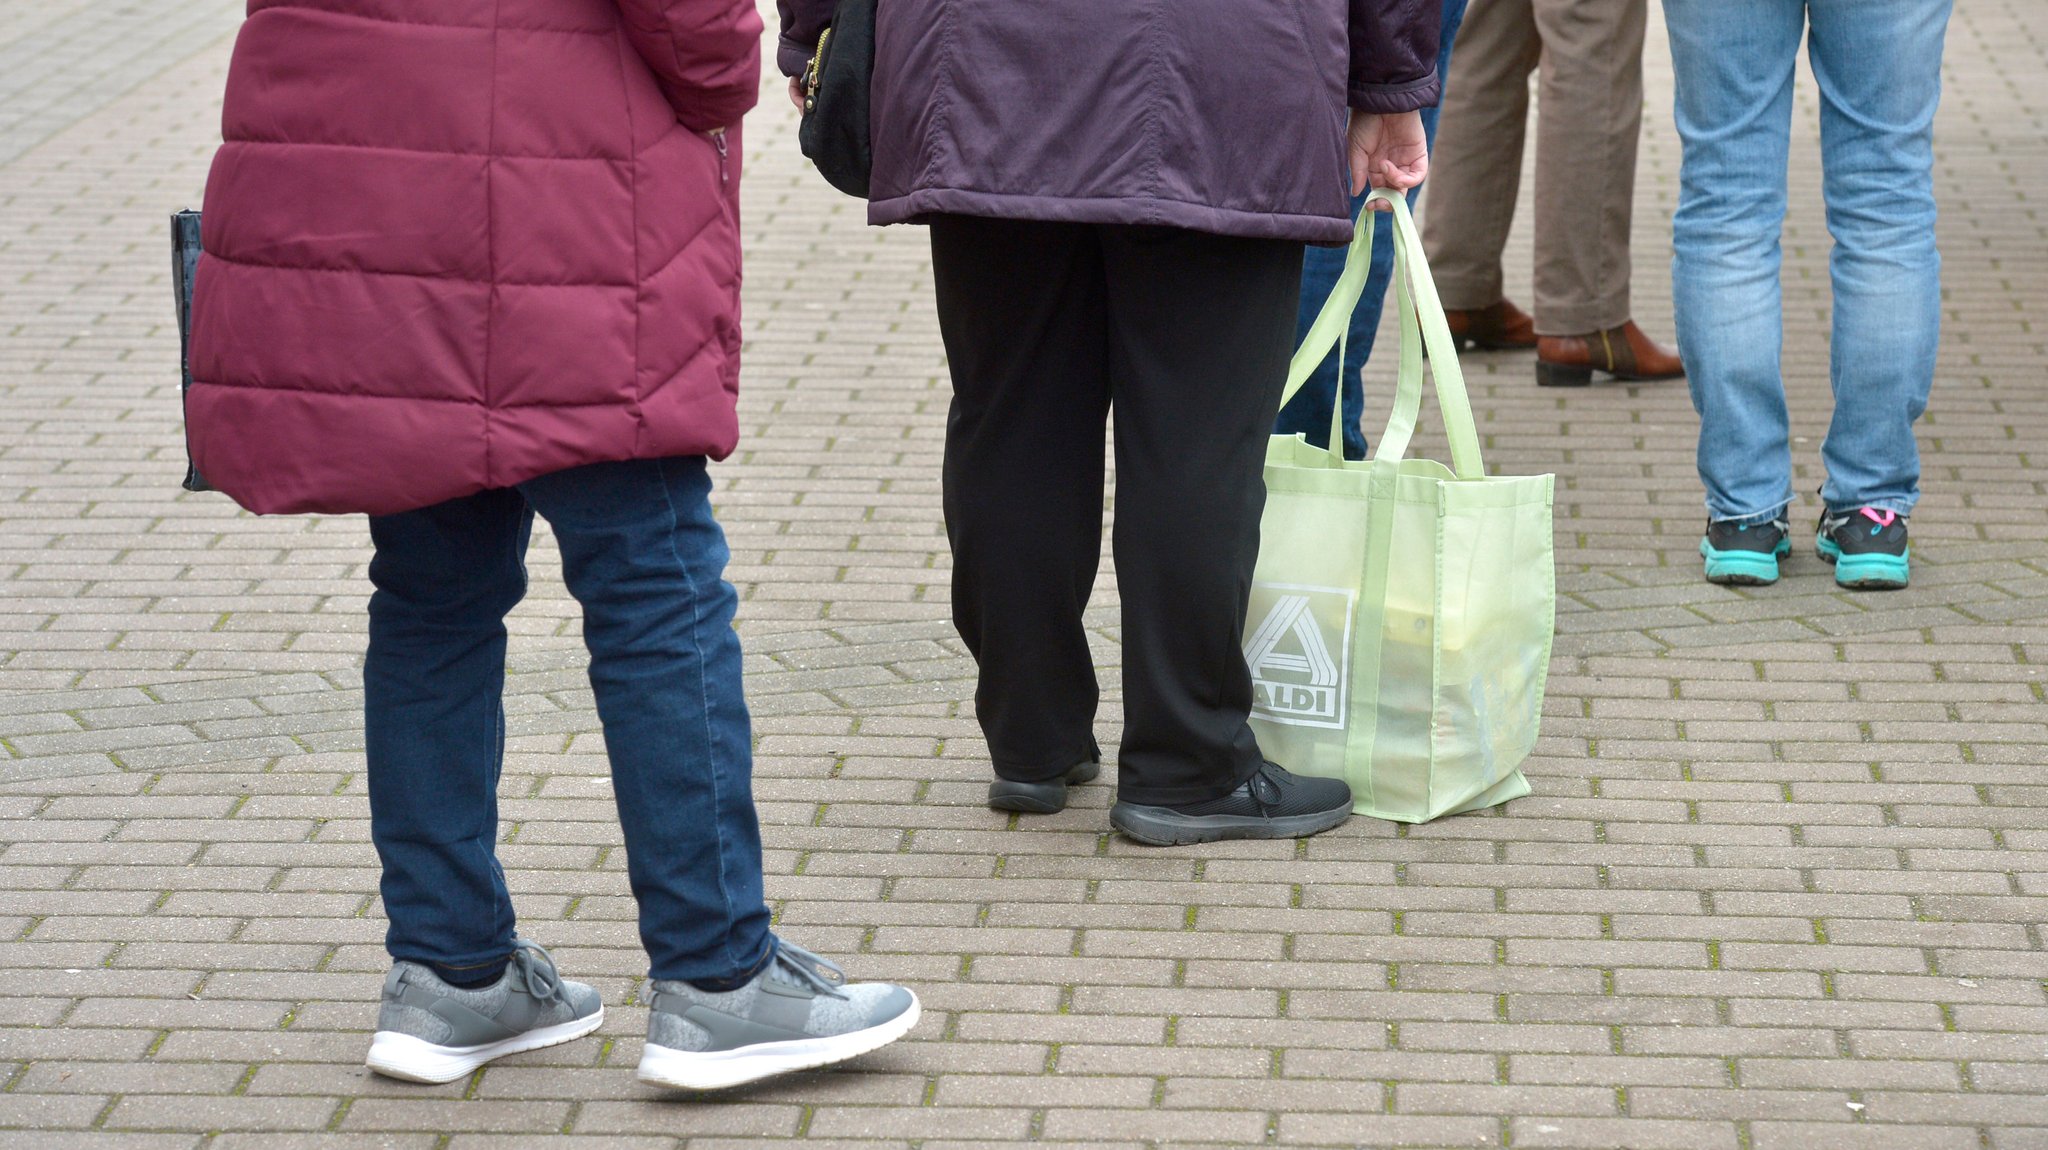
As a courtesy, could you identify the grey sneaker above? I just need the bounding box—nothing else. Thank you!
[636,940,919,1091]
[365,939,604,1083]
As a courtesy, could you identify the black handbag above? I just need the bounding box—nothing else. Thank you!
[797,0,876,198]
[170,210,212,493]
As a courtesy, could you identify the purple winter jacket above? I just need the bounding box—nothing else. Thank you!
[777,0,1441,244]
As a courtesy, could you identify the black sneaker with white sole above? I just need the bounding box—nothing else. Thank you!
[636,940,919,1092]
[1110,761,1353,846]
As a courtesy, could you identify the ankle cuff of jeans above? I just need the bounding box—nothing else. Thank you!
[684,938,778,993]
[1823,501,1912,519]
[1713,506,1791,529]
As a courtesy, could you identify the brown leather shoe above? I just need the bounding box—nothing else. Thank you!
[1443,299,1538,351]
[1535,321,1684,387]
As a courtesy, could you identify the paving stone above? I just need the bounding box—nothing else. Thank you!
[1749,1123,1985,1150]
[104,1094,343,1132]
[210,1139,433,1150]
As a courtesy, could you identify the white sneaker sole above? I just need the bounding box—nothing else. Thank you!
[635,995,921,1091]
[366,1007,605,1084]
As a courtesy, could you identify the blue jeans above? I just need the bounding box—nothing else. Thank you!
[1278,0,1468,461]
[364,456,773,984]
[1665,0,1949,525]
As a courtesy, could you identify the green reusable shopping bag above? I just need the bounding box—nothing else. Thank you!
[1245,190,1553,822]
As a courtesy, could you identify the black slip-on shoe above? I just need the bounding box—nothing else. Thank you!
[1110,761,1353,846]
[988,760,1101,814]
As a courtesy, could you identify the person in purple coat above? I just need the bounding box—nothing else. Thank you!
[779,0,1442,846]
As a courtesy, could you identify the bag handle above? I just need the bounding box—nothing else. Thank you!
[1280,190,1485,480]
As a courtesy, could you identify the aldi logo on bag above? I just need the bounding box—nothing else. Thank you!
[1243,583,1355,729]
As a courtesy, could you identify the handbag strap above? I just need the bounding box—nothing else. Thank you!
[1282,205,1376,412]
[1280,191,1486,481]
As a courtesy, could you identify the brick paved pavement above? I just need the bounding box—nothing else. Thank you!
[0,1,2042,1146]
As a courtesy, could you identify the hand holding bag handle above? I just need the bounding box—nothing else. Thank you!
[1281,190,1485,481]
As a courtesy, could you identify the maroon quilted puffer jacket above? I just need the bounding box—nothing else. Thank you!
[188,0,762,516]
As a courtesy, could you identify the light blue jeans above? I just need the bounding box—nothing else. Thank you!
[1664,0,1950,525]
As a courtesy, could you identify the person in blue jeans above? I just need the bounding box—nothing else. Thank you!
[1278,0,1468,461]
[364,459,918,1089]
[1668,0,1950,590]
[192,0,922,1094]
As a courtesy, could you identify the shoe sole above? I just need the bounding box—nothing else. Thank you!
[1535,360,1594,387]
[1817,537,1910,590]
[988,761,1101,814]
[1109,802,1353,847]
[635,995,921,1091]
[366,1007,604,1084]
[1701,539,1788,586]
[1537,361,1686,387]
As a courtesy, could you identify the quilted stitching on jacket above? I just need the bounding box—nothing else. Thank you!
[189,0,760,516]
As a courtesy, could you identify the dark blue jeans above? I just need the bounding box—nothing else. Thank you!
[1276,0,1469,460]
[364,456,773,984]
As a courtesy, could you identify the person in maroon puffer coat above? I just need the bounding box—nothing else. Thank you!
[778,0,1442,846]
[189,0,916,1090]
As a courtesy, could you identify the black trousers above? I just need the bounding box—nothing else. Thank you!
[929,215,1305,806]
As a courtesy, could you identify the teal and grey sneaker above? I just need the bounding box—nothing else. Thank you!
[636,940,919,1091]
[365,939,604,1083]
[1818,507,1910,590]
[1701,517,1791,585]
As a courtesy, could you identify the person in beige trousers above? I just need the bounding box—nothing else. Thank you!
[1421,0,1684,387]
